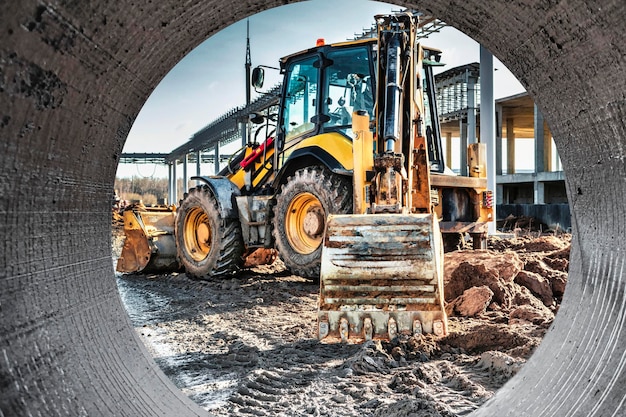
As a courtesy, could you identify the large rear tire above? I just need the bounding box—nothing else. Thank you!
[175,185,244,278]
[273,166,352,279]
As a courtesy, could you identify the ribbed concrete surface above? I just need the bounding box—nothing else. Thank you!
[0,1,624,416]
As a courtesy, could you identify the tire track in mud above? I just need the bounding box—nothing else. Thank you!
[113,229,567,417]
[115,266,525,417]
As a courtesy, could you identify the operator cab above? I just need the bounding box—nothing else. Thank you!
[278,39,377,146]
[258,38,445,175]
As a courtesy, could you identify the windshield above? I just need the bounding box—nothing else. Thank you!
[323,46,375,135]
[279,44,375,146]
[282,56,319,141]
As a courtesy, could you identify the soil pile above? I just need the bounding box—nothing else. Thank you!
[445,235,570,325]
[113,229,570,416]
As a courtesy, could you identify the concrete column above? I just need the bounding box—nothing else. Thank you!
[459,118,468,176]
[171,160,178,204]
[534,104,546,173]
[196,150,201,177]
[167,162,173,206]
[506,117,515,174]
[214,142,221,175]
[445,132,453,169]
[544,124,553,172]
[495,104,503,175]
[534,181,545,204]
[496,184,504,204]
[534,104,547,204]
[467,73,477,144]
[480,45,496,234]
[554,138,562,172]
[182,153,188,194]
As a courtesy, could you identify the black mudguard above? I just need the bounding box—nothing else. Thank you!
[189,176,241,219]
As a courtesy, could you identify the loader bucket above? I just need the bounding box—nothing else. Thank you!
[318,213,447,343]
[116,207,179,273]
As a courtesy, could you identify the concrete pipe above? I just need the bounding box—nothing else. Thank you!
[0,0,624,416]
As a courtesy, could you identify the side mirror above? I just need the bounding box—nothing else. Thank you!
[251,67,264,89]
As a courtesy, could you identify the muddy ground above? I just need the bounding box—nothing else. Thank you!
[112,228,570,416]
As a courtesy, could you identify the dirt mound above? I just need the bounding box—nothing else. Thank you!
[441,320,540,356]
[445,235,570,326]
[488,233,571,252]
[520,235,570,252]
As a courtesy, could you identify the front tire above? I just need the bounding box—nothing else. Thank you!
[175,185,244,279]
[273,166,351,279]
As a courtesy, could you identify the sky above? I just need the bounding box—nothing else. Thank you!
[116,0,525,178]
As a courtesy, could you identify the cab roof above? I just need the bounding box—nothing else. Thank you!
[279,38,376,69]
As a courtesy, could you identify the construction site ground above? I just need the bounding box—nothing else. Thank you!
[112,224,570,417]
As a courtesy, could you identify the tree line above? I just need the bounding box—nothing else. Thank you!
[114,176,169,206]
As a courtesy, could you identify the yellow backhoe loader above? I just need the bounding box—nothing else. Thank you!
[116,12,493,342]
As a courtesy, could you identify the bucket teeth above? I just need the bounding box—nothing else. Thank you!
[413,319,423,335]
[339,318,349,343]
[363,318,373,341]
[433,320,445,336]
[318,213,447,343]
[388,318,398,340]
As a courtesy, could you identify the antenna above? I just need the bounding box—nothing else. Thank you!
[245,19,252,106]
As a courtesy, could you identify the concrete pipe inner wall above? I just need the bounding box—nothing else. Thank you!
[1,1,624,416]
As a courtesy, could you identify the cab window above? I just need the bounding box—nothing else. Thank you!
[323,47,374,133]
[283,57,319,140]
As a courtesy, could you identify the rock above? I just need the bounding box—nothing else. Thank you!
[512,285,551,311]
[549,272,568,297]
[444,250,524,302]
[543,256,569,272]
[373,398,455,417]
[477,351,524,381]
[524,259,568,297]
[452,286,493,317]
[331,394,347,404]
[441,322,536,354]
[509,303,554,325]
[514,270,554,307]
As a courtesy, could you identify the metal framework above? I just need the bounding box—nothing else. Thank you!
[435,62,481,123]
[350,11,447,41]
[119,153,170,164]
